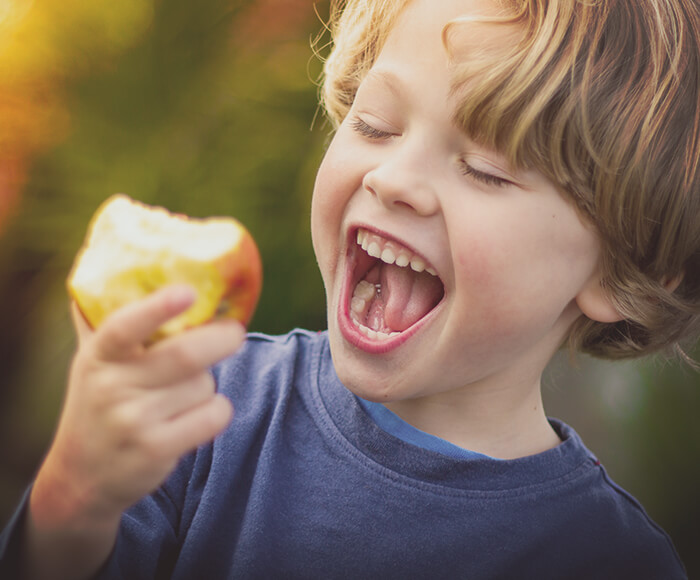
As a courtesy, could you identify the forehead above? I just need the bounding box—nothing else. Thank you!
[382,0,515,46]
[371,0,520,84]
[364,0,522,120]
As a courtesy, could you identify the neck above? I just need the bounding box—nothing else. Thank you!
[384,372,560,460]
[382,306,584,459]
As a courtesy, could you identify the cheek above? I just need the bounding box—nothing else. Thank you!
[310,155,339,255]
[451,216,525,301]
[452,235,518,333]
[311,135,349,223]
[450,214,597,331]
[454,235,496,289]
[310,142,354,289]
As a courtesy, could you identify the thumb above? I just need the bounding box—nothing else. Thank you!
[70,301,94,345]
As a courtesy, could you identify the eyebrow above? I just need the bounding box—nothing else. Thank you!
[360,67,480,140]
[361,66,526,181]
[359,69,406,101]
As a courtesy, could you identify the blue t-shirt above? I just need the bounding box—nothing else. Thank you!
[356,396,502,460]
[0,330,687,579]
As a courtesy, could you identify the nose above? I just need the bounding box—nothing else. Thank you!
[362,147,440,216]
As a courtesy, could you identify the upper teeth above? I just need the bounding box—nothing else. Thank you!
[357,229,437,276]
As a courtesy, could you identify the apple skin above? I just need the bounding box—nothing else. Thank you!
[212,227,262,327]
[67,195,263,341]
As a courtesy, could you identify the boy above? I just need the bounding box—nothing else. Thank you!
[1,0,697,577]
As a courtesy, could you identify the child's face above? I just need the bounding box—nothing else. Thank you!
[311,0,604,402]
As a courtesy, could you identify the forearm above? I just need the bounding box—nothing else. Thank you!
[21,518,118,580]
[19,468,121,580]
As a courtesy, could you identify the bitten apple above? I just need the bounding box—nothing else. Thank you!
[67,194,262,340]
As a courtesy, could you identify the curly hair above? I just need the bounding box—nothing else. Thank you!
[319,0,700,360]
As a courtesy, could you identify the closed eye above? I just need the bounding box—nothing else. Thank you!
[349,116,394,140]
[460,162,512,188]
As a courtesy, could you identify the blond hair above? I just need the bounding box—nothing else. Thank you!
[319,0,700,360]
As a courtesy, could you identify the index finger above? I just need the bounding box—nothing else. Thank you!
[92,285,196,361]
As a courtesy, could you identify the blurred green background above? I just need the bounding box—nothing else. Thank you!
[0,0,698,576]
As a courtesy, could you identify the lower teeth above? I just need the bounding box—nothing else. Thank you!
[351,316,400,340]
[350,280,395,338]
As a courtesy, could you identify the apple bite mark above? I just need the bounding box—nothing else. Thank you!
[68,194,262,341]
[340,228,445,351]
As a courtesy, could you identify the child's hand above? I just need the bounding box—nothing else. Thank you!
[31,285,243,531]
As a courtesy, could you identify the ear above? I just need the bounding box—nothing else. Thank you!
[662,273,683,294]
[575,272,625,324]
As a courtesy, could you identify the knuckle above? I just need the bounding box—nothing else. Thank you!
[141,435,171,464]
[200,407,220,434]
[70,345,102,378]
[193,373,216,398]
[69,361,121,410]
[90,370,132,409]
[97,326,132,359]
[108,403,144,439]
[201,397,230,435]
[170,343,204,376]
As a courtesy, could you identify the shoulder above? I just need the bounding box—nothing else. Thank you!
[213,329,327,390]
[210,329,330,418]
[228,327,325,358]
[548,421,687,579]
[590,466,685,577]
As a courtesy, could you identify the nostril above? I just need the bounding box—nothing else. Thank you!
[393,200,416,211]
[363,165,439,216]
[362,174,378,198]
[363,172,408,208]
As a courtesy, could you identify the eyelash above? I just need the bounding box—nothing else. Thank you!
[460,162,511,188]
[350,117,394,140]
[351,116,511,188]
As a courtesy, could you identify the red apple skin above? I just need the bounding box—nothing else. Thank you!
[215,227,263,327]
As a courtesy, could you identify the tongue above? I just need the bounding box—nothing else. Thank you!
[380,262,443,331]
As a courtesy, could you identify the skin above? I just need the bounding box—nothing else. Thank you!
[22,287,244,579]
[311,0,616,459]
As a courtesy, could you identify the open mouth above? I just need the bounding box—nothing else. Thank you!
[343,228,445,344]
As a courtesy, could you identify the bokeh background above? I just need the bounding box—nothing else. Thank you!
[0,0,698,576]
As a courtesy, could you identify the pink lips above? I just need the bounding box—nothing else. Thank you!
[337,227,445,355]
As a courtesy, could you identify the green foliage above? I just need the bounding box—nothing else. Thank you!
[0,0,328,521]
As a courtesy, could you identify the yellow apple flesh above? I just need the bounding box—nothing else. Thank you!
[67,194,262,341]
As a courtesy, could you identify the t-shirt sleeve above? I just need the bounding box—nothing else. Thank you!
[0,486,32,578]
[0,453,198,580]
[95,449,200,579]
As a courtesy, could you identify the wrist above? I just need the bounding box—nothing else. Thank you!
[21,457,122,580]
[29,453,122,534]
